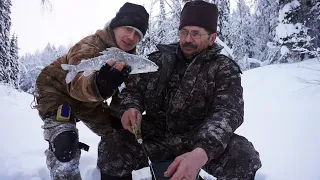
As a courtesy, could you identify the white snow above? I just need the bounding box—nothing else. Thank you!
[0,58,320,180]
[278,0,300,23]
[215,37,234,59]
[276,0,303,42]
[275,23,296,40]
[247,58,262,65]
[281,46,290,56]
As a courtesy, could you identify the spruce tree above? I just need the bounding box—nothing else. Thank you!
[0,0,12,83]
[275,0,313,63]
[229,0,255,70]
[9,34,19,88]
[253,0,280,62]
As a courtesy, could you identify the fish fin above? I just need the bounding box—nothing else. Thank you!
[61,64,75,71]
[65,71,77,84]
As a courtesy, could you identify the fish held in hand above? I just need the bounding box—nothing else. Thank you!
[61,47,159,84]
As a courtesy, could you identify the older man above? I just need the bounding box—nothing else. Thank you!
[99,1,262,180]
[35,2,149,179]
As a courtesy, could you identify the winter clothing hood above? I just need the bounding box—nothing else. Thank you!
[109,2,149,39]
[179,1,218,33]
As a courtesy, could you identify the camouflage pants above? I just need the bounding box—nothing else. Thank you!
[98,123,261,180]
[42,114,123,180]
[42,117,82,180]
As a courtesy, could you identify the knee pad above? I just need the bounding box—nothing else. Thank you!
[52,131,79,162]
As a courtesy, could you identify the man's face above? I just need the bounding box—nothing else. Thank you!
[179,26,216,59]
[113,26,141,52]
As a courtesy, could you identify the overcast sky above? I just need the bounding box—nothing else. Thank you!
[11,0,148,55]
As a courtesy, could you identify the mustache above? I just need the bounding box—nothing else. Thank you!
[182,42,197,49]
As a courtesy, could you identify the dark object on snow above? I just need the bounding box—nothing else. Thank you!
[151,160,203,180]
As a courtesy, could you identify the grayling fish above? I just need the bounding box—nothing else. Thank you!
[61,47,159,84]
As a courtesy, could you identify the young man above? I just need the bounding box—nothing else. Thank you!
[35,2,149,179]
[100,1,262,180]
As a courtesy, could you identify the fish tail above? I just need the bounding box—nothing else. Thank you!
[65,71,77,84]
[61,64,77,83]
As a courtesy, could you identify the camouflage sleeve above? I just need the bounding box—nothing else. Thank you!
[193,56,244,162]
[119,74,146,116]
[119,52,161,116]
[66,35,105,102]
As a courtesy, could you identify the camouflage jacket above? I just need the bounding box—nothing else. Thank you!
[36,27,134,131]
[120,43,244,162]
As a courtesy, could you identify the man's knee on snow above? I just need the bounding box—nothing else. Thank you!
[51,131,79,162]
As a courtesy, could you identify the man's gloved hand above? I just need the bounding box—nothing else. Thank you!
[96,60,131,98]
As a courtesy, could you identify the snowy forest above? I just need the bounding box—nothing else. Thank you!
[1,0,319,94]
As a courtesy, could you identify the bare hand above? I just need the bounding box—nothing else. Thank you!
[121,108,142,133]
[164,148,208,180]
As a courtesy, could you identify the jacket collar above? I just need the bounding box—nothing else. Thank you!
[96,26,137,54]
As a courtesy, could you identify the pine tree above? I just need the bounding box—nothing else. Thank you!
[303,0,320,57]
[139,0,185,55]
[19,43,68,93]
[274,0,313,63]
[253,0,280,62]
[9,34,19,88]
[0,0,12,83]
[170,0,182,43]
[229,0,255,70]
[158,0,166,44]
[217,0,231,47]
[138,0,158,55]
[206,0,232,47]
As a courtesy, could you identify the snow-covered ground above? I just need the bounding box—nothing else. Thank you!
[0,58,320,180]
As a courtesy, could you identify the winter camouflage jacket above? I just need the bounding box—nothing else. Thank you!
[36,27,134,135]
[120,43,244,162]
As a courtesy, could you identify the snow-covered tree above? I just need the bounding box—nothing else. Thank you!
[19,44,69,93]
[273,0,314,63]
[139,0,186,55]
[158,0,166,44]
[8,34,19,88]
[138,0,158,55]
[229,0,255,70]
[0,0,12,83]
[252,0,280,62]
[216,0,231,47]
[204,0,232,47]
[40,43,60,64]
[303,0,320,58]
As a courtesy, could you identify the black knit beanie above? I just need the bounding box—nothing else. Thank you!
[179,1,218,33]
[109,2,149,38]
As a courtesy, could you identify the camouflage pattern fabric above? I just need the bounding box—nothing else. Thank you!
[120,43,245,161]
[42,115,125,180]
[98,122,261,179]
[42,117,81,180]
[114,43,261,179]
[45,149,82,180]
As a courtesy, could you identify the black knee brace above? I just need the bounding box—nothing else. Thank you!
[51,131,79,162]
